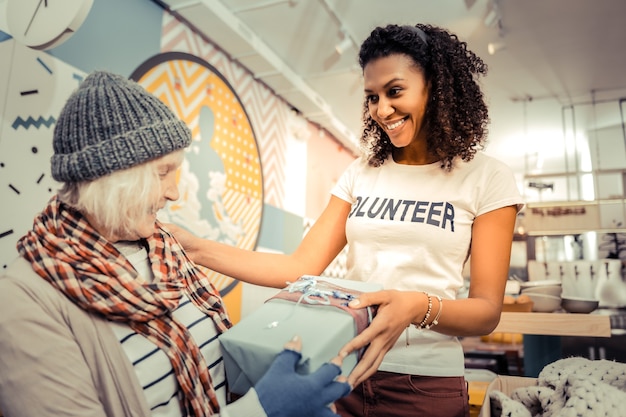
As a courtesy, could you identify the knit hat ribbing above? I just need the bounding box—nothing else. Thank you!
[51,71,191,182]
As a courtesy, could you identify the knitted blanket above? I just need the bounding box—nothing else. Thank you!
[489,357,626,417]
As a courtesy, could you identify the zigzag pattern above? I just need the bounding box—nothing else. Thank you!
[239,83,288,208]
[160,12,288,209]
[139,59,264,197]
[136,52,264,295]
[198,54,287,208]
[222,188,263,249]
[12,116,56,130]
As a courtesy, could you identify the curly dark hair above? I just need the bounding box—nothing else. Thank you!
[358,24,489,171]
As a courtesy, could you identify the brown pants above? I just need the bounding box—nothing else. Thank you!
[336,371,469,417]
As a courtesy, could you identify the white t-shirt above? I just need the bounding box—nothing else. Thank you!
[331,152,524,376]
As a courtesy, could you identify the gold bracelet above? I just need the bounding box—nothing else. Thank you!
[424,295,443,330]
[415,292,432,329]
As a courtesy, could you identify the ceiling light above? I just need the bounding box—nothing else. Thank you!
[487,41,506,55]
[484,8,499,27]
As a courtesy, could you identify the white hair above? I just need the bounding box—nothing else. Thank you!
[56,157,163,238]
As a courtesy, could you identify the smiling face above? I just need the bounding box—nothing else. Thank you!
[83,150,185,243]
[132,151,184,239]
[364,53,433,163]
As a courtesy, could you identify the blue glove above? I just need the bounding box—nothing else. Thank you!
[255,341,351,417]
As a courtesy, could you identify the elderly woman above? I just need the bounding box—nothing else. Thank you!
[0,71,349,417]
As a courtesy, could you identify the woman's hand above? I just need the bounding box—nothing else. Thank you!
[339,290,425,386]
[163,223,204,261]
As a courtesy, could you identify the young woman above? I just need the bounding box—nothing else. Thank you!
[0,71,350,417]
[168,24,524,417]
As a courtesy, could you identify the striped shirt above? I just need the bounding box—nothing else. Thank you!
[111,241,226,416]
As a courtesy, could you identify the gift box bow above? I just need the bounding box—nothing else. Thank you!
[267,275,376,345]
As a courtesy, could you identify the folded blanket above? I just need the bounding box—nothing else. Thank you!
[489,357,626,417]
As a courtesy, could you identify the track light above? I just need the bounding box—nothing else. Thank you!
[483,0,501,28]
[335,35,352,55]
[484,8,499,27]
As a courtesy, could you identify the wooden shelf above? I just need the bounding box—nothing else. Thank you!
[493,312,611,337]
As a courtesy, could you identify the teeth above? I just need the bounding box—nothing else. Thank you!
[386,118,405,130]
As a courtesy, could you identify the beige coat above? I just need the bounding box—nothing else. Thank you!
[0,257,264,417]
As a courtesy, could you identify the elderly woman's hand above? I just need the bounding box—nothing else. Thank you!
[254,335,351,417]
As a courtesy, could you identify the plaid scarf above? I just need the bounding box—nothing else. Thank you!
[17,196,232,416]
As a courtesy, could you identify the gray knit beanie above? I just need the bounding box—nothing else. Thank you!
[51,70,192,182]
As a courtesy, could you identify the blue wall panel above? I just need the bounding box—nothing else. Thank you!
[48,0,163,77]
[258,204,304,254]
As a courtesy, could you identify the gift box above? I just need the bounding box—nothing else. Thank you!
[219,275,381,395]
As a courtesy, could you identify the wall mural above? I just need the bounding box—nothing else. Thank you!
[158,12,290,211]
[0,44,262,318]
[0,40,85,270]
[130,52,264,300]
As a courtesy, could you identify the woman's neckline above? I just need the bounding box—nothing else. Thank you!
[388,154,441,168]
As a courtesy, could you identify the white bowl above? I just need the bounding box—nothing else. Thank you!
[519,279,561,289]
[561,296,599,314]
[524,293,562,312]
[521,285,562,297]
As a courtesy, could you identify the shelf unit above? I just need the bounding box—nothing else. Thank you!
[494,312,611,337]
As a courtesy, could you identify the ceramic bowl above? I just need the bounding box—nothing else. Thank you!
[521,285,562,297]
[561,296,599,314]
[524,293,562,312]
[519,279,562,289]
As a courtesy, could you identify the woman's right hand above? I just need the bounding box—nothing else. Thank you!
[340,290,424,386]
[164,223,203,261]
